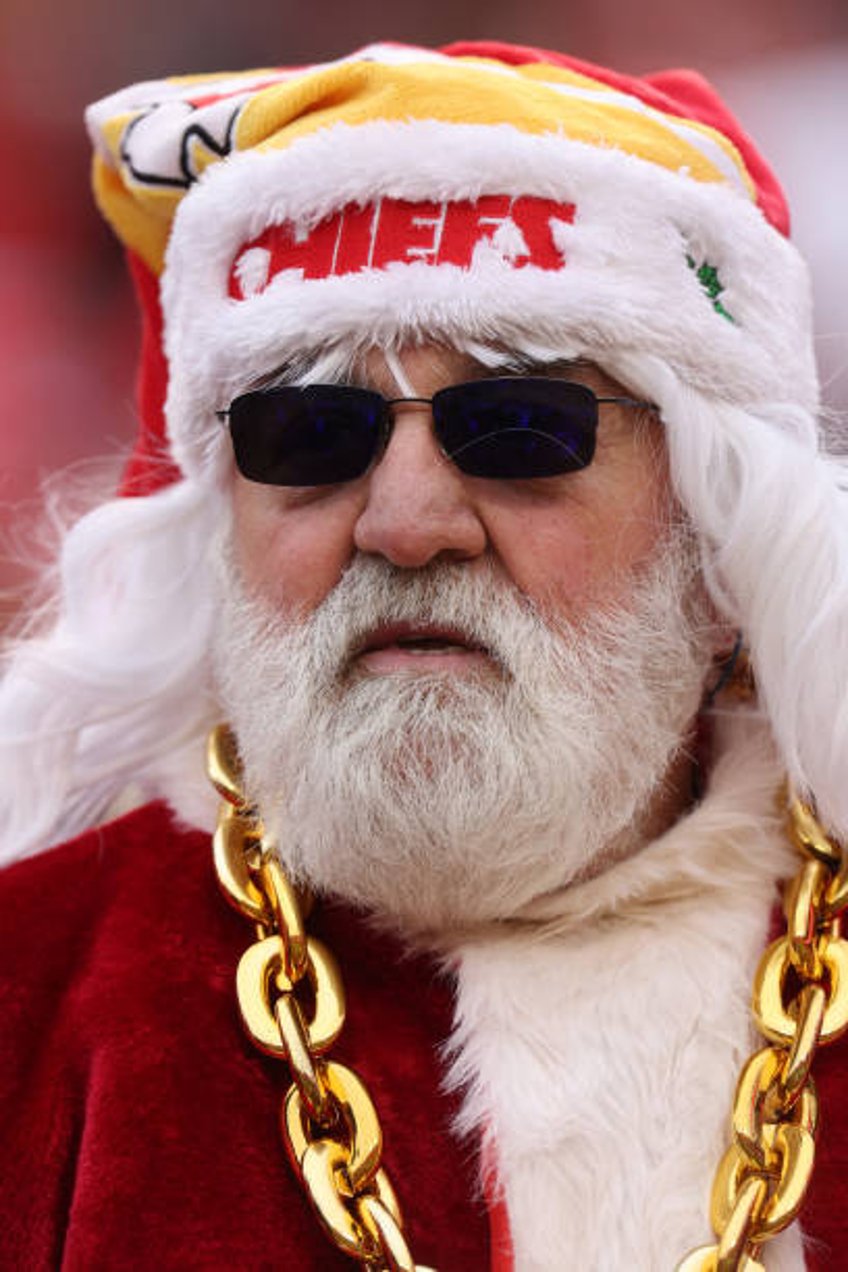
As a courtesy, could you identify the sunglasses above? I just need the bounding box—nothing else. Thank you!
[217,377,654,487]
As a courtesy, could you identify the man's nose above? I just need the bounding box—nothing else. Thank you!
[352,407,488,567]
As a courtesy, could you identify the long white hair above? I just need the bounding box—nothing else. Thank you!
[0,475,224,859]
[2,350,847,863]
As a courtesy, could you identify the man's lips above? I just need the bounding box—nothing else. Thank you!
[353,622,492,673]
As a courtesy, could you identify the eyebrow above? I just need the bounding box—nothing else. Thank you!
[250,347,359,391]
[484,354,593,378]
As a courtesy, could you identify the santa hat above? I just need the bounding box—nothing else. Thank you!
[85,39,817,494]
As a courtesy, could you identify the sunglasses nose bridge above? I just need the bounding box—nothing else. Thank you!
[384,396,434,417]
[375,395,439,465]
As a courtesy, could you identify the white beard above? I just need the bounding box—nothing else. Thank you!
[212,537,714,934]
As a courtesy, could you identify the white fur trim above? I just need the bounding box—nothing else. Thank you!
[159,118,816,480]
[443,706,808,1269]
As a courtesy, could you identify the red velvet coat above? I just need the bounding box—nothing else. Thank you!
[0,802,492,1270]
[2,802,848,1269]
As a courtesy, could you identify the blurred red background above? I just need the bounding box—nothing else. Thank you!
[2,0,846,624]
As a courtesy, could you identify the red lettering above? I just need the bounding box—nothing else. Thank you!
[511,196,575,270]
[275,215,339,281]
[228,194,575,297]
[334,203,378,275]
[438,196,512,268]
[372,199,444,268]
[229,217,338,295]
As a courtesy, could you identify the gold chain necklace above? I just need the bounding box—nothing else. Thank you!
[208,724,848,1271]
[678,797,848,1270]
[208,724,434,1272]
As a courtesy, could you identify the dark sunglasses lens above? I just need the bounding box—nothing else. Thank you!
[229,386,384,486]
[433,378,598,479]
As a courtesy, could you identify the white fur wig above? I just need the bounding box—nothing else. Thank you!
[1,39,846,860]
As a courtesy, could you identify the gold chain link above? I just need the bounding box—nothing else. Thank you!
[207,725,436,1272]
[678,795,848,1270]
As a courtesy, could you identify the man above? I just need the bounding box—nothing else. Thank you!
[1,39,847,1271]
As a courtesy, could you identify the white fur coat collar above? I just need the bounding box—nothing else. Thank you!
[443,706,807,1269]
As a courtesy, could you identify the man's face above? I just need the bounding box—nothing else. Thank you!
[216,345,714,932]
[230,345,673,640]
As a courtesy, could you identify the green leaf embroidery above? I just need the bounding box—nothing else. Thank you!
[686,254,735,323]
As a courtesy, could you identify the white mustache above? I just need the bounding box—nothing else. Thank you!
[282,556,548,680]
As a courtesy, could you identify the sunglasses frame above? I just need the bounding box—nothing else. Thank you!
[216,376,656,487]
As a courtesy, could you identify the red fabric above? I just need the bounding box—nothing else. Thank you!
[121,252,180,497]
[0,803,490,1270]
[805,1039,848,1268]
[440,40,790,237]
[483,1158,515,1271]
[229,196,576,297]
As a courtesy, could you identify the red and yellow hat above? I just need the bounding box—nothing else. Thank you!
[86,40,816,492]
